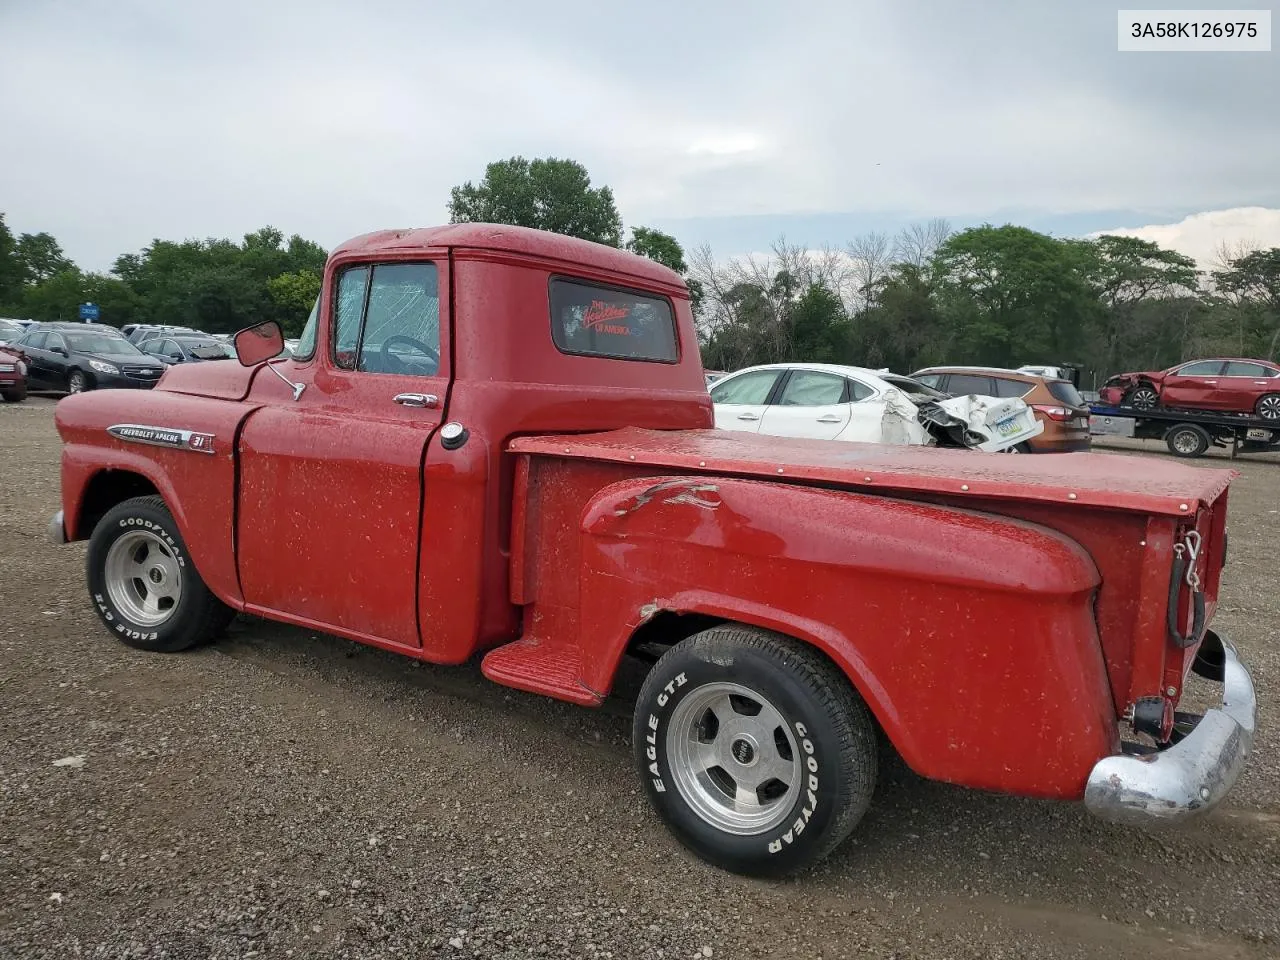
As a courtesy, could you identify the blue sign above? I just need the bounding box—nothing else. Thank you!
[79,302,100,322]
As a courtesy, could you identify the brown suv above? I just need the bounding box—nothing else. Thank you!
[909,366,1091,452]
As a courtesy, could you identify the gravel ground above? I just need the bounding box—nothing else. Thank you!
[1,398,1277,959]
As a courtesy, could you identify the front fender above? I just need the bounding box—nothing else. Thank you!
[55,389,260,608]
[576,475,1117,799]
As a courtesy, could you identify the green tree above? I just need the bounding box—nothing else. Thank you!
[0,213,24,310]
[448,157,623,246]
[267,270,323,336]
[1213,248,1280,359]
[626,227,687,273]
[1086,235,1198,372]
[16,231,73,285]
[932,225,1097,367]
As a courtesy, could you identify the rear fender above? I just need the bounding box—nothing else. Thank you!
[576,475,1117,798]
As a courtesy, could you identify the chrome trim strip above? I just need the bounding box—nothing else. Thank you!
[107,423,216,455]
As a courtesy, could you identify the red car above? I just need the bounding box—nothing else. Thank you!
[1101,358,1280,420]
[0,345,27,402]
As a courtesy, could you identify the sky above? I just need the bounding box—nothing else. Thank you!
[2,0,1278,271]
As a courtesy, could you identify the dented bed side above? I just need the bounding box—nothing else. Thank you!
[508,454,1119,799]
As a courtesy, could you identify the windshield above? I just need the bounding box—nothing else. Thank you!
[65,334,145,356]
[881,374,948,401]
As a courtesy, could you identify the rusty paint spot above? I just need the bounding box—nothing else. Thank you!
[639,602,660,621]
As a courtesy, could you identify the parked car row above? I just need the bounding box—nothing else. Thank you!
[709,362,1066,453]
[0,319,295,401]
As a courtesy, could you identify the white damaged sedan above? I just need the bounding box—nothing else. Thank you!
[709,362,1044,452]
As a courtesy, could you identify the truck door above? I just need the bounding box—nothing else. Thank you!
[236,259,450,649]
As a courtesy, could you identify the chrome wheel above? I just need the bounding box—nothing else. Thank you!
[68,371,86,394]
[1258,395,1280,420]
[103,529,184,627]
[665,682,801,835]
[1171,430,1202,455]
[1127,386,1158,410]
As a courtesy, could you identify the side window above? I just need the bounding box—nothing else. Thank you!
[913,373,942,389]
[1176,360,1224,376]
[165,340,185,360]
[46,334,67,353]
[1224,361,1270,377]
[776,370,847,406]
[846,378,875,401]
[357,263,440,375]
[332,266,370,370]
[710,370,779,405]
[947,374,995,395]
[992,377,1031,398]
[23,332,47,350]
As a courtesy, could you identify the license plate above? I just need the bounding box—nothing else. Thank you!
[994,415,1023,437]
[1247,428,1272,441]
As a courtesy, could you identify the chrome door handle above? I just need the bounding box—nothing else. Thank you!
[1204,380,1217,384]
[816,415,843,423]
[394,392,438,408]
[737,413,760,421]
[1255,381,1270,385]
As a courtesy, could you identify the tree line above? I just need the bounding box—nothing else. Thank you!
[0,216,326,337]
[6,156,1278,386]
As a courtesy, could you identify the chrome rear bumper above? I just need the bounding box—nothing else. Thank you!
[48,509,66,545]
[1084,632,1256,825]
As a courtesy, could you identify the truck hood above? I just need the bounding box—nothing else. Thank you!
[154,356,262,401]
[509,426,1234,517]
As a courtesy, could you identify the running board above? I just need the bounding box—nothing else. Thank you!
[480,638,604,707]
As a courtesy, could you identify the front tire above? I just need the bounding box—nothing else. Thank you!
[67,369,90,394]
[1125,384,1159,410]
[633,624,877,877]
[86,496,234,652]
[1,385,25,403]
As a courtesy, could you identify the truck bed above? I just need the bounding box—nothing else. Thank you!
[509,426,1235,517]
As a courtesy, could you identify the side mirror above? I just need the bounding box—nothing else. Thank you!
[52,346,68,357]
[233,320,285,367]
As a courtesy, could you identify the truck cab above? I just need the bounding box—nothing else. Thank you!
[49,224,1257,877]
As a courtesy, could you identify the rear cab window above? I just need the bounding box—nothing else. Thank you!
[549,278,678,362]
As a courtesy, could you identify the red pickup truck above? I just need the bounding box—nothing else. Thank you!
[48,224,1256,876]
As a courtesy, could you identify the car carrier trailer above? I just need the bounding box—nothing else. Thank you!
[1089,402,1280,459]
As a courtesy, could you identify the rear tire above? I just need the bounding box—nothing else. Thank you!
[633,624,877,877]
[1165,423,1210,458]
[1255,393,1280,421]
[86,496,234,652]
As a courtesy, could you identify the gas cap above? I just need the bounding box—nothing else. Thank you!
[439,421,469,451]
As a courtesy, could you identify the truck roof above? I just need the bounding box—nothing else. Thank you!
[331,223,686,291]
[509,426,1235,517]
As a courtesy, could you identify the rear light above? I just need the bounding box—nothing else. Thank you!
[1030,404,1072,422]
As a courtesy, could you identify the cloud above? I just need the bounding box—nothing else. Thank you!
[1089,208,1280,267]
[1,0,1278,270]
